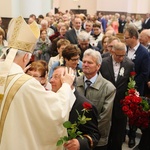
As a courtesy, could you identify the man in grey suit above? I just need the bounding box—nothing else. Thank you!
[65,17,82,45]
[76,49,116,150]
[100,42,134,150]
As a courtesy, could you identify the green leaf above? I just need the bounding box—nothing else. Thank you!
[128,79,136,89]
[141,99,150,111]
[56,139,64,146]
[76,131,82,136]
[69,132,77,139]
[63,121,72,128]
[80,115,86,124]
[79,135,84,139]
[86,118,92,121]
[63,136,69,142]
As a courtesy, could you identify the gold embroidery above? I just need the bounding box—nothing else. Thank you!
[0,77,5,86]
[0,74,32,143]
[7,16,40,53]
[30,21,40,39]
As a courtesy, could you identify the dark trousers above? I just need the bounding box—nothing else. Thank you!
[107,116,127,150]
[138,127,150,150]
[93,145,107,150]
[128,125,137,139]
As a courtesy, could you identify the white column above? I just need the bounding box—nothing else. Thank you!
[21,0,52,18]
[0,0,52,18]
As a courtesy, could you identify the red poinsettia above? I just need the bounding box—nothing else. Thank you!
[121,72,150,129]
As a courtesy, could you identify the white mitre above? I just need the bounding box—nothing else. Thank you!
[0,16,40,101]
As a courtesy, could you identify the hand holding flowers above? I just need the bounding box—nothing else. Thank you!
[56,102,92,146]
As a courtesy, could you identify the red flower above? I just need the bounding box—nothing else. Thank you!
[130,71,136,77]
[122,105,129,112]
[121,71,150,129]
[126,110,133,118]
[132,96,142,104]
[83,102,92,110]
[128,89,136,95]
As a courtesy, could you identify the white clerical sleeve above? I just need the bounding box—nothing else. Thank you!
[0,77,76,150]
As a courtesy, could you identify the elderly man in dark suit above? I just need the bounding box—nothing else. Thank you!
[65,17,82,45]
[76,49,116,150]
[100,42,134,150]
[142,13,150,29]
[50,66,100,150]
[124,25,150,148]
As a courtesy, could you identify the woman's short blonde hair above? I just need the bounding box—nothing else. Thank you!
[0,27,5,38]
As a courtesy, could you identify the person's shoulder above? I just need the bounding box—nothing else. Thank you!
[76,75,84,86]
[137,44,149,57]
[66,28,74,34]
[50,55,59,62]
[124,56,134,64]
[97,73,116,89]
[101,55,111,65]
[138,44,148,52]
[102,52,110,58]
[51,61,60,67]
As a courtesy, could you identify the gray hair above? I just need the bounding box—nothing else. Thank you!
[16,50,32,59]
[83,49,102,64]
[141,29,150,37]
[77,31,90,41]
[112,42,127,52]
[40,19,48,26]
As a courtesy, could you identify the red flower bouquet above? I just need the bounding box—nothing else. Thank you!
[121,72,150,129]
[57,102,92,146]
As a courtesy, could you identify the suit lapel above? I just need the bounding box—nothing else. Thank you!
[107,57,116,84]
[116,59,126,84]
[73,29,78,43]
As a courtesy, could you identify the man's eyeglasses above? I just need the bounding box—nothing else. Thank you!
[114,52,125,58]
[124,36,131,40]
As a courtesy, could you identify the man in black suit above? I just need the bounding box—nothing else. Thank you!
[124,26,150,148]
[65,17,82,45]
[100,42,134,150]
[119,15,126,33]
[50,66,100,150]
[142,13,150,29]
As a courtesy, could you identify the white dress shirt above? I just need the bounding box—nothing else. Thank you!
[127,43,140,60]
[113,61,120,81]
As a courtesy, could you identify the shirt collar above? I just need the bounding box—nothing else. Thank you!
[74,28,81,33]
[84,73,98,85]
[134,42,140,50]
[129,42,140,52]
[112,59,120,66]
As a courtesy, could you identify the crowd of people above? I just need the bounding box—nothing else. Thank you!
[0,10,150,150]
